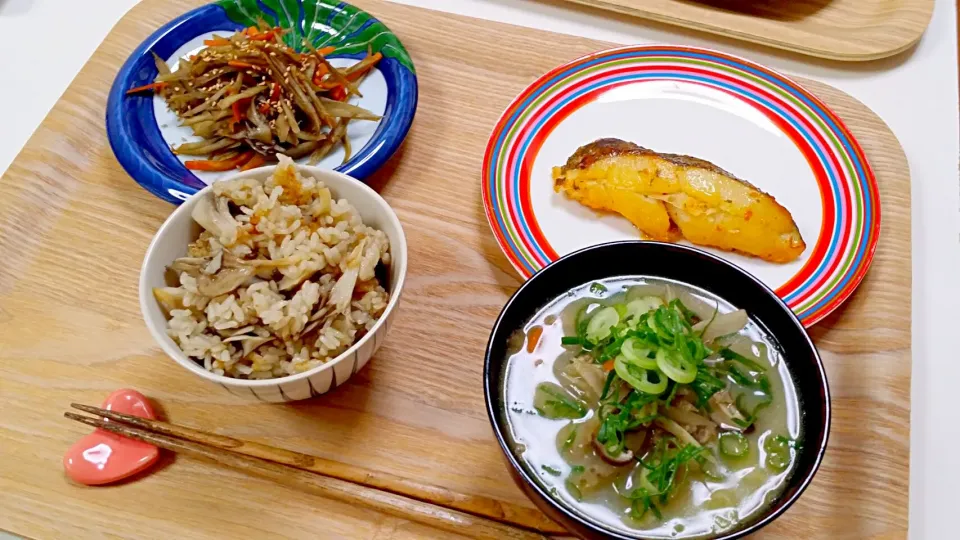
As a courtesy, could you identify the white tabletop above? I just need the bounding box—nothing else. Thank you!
[1,0,956,537]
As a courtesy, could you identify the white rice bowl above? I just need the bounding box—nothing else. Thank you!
[140,158,405,393]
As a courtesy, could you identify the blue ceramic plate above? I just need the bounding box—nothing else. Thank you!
[107,0,417,204]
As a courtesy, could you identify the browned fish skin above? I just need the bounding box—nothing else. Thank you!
[552,138,806,263]
[559,138,742,185]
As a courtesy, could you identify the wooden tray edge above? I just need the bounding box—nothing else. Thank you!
[556,0,935,62]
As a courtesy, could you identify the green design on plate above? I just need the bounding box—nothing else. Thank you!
[215,0,414,72]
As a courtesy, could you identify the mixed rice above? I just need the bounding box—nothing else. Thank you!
[153,156,391,379]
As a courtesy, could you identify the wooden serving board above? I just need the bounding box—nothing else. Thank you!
[0,0,910,538]
[543,0,934,62]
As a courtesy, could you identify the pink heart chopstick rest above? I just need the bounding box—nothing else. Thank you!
[63,389,160,485]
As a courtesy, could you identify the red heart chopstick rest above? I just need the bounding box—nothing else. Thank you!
[63,389,159,485]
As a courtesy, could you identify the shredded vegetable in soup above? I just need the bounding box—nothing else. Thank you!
[502,278,801,538]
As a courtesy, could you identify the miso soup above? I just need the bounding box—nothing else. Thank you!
[501,277,801,538]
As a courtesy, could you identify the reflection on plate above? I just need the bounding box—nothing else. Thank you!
[482,46,880,327]
[108,0,418,204]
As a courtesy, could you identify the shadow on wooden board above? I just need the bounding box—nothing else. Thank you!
[681,0,832,21]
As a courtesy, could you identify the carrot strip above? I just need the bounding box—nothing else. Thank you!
[185,152,254,172]
[602,360,615,373]
[240,154,266,171]
[345,52,382,82]
[230,98,252,131]
[328,85,347,101]
[526,326,543,354]
[312,64,329,86]
[125,82,166,95]
[319,51,378,90]
[227,60,257,69]
[249,29,279,41]
[231,100,244,124]
[316,46,336,56]
[203,37,231,47]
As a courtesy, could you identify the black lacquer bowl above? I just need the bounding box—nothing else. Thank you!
[483,241,830,540]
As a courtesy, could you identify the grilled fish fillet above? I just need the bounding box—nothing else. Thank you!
[552,138,805,263]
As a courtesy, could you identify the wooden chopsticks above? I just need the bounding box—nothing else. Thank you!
[65,404,563,540]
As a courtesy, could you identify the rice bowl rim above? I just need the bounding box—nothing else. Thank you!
[139,164,408,388]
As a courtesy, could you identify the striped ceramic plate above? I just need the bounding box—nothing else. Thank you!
[482,45,880,327]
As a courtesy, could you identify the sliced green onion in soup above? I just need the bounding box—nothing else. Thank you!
[736,390,773,419]
[586,306,619,342]
[565,479,584,502]
[763,434,794,472]
[541,465,562,476]
[562,426,578,450]
[620,338,657,369]
[533,382,587,419]
[719,347,767,373]
[574,304,599,349]
[718,432,749,458]
[625,296,664,325]
[614,356,668,395]
[655,306,689,338]
[637,468,665,497]
[647,310,678,344]
[656,349,697,384]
